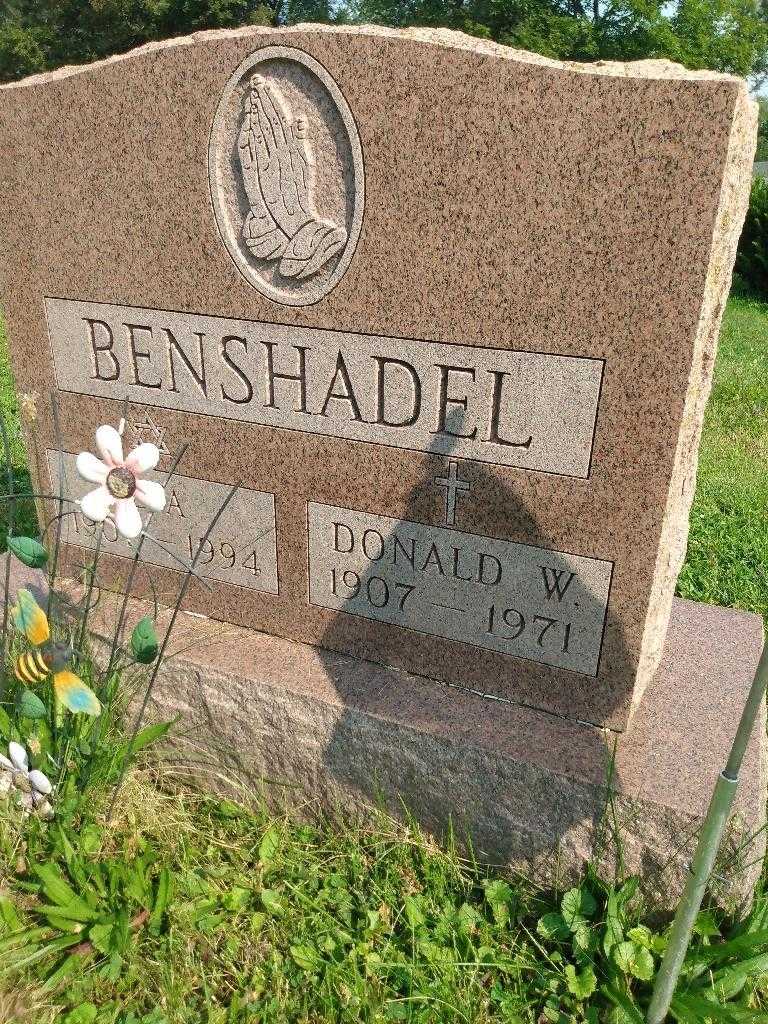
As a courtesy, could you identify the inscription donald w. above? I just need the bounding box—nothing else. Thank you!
[308,502,613,676]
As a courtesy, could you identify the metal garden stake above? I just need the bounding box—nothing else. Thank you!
[646,640,768,1024]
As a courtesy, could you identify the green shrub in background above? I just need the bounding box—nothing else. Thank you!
[736,177,768,299]
[1,0,768,83]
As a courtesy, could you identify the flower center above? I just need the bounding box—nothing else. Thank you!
[106,466,137,500]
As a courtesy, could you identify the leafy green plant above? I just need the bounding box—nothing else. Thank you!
[735,177,768,299]
[534,877,768,1023]
[0,835,171,989]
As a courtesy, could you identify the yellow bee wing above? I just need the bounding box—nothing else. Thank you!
[12,589,50,646]
[53,671,101,716]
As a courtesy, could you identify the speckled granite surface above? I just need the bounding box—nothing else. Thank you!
[0,26,758,729]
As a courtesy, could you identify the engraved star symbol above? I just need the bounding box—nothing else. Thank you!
[130,412,170,458]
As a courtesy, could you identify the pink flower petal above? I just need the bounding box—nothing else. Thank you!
[125,443,160,474]
[76,451,108,484]
[81,486,113,522]
[114,498,142,539]
[134,479,166,512]
[96,425,124,468]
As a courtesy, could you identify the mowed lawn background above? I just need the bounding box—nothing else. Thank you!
[678,287,768,620]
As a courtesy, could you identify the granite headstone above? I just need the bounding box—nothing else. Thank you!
[0,26,758,731]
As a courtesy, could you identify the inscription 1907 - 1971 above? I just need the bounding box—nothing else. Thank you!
[46,298,604,477]
[308,503,613,675]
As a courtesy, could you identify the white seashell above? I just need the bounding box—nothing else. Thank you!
[0,772,11,798]
[0,753,13,771]
[8,742,28,771]
[28,770,52,795]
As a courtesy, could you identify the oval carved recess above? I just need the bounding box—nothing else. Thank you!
[209,45,365,307]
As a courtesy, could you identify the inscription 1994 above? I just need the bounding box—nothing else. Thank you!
[48,451,279,593]
[46,298,604,476]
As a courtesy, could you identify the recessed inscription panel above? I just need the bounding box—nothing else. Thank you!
[46,297,604,476]
[47,451,279,593]
[308,503,613,675]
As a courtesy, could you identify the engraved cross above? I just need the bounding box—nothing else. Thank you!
[434,461,471,527]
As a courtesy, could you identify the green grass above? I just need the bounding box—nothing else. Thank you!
[678,288,768,620]
[3,776,768,1024]
[1,288,768,1023]
[1,783,573,1023]
[0,314,39,545]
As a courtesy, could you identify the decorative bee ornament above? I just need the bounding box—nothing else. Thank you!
[12,589,101,716]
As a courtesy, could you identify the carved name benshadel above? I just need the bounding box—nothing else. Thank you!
[45,297,606,477]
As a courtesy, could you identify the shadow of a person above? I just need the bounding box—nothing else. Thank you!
[314,407,634,886]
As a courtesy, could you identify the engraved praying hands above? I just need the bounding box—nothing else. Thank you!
[238,76,347,281]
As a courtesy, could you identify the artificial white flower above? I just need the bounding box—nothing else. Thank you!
[76,424,167,540]
[0,741,53,818]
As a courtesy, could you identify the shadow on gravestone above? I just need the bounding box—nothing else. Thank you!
[315,409,632,882]
[35,412,632,885]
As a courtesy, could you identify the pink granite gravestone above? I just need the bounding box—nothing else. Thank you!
[0,26,763,898]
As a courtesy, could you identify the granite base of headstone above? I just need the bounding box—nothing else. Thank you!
[4,535,764,912]
[0,553,764,910]
[81,574,768,911]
